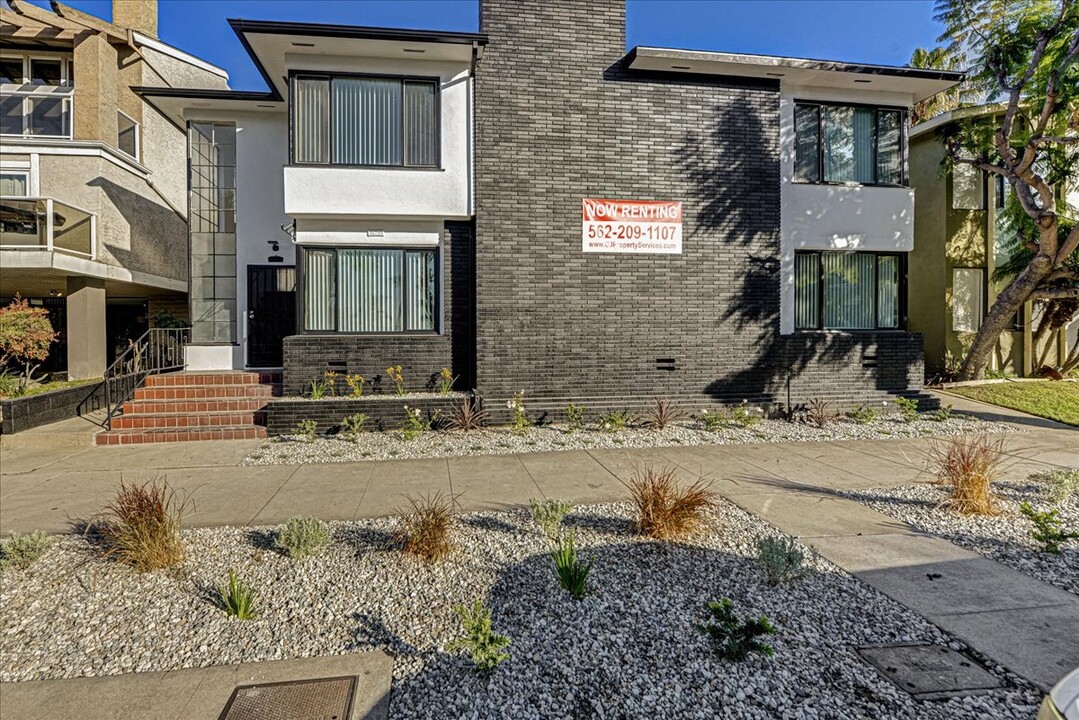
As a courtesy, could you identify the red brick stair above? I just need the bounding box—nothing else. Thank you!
[95,371,280,445]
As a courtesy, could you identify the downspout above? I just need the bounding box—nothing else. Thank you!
[144,174,186,222]
[469,40,480,396]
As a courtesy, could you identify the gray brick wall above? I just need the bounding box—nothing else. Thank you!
[282,221,475,396]
[474,0,924,415]
[265,394,467,435]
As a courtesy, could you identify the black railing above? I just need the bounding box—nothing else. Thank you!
[103,327,189,429]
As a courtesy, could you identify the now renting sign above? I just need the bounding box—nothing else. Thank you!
[581,198,683,254]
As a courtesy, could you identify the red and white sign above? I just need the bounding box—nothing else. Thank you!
[582,198,683,254]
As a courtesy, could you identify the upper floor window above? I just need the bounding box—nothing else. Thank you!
[117,111,139,160]
[1,53,73,139]
[794,102,904,186]
[292,74,439,168]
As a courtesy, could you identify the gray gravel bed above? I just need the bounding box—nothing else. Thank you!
[1,502,1039,719]
[845,482,1079,595]
[243,415,1017,465]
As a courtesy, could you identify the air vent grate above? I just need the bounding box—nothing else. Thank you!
[655,357,676,372]
[219,676,356,720]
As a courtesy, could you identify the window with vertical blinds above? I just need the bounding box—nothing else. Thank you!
[794,102,905,186]
[292,74,439,167]
[302,247,437,333]
[794,251,904,330]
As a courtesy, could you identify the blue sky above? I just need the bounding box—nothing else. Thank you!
[31,0,943,91]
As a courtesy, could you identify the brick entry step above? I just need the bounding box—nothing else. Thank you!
[94,372,280,445]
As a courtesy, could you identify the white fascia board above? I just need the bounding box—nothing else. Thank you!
[132,31,229,80]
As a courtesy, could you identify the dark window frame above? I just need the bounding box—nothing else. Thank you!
[288,70,442,169]
[793,100,908,188]
[298,245,441,335]
[794,250,908,331]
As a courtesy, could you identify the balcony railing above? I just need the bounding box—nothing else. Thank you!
[0,86,74,139]
[0,197,97,259]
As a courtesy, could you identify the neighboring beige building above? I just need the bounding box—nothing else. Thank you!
[908,105,1076,378]
[0,0,227,379]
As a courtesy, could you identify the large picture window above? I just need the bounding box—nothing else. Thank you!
[795,251,904,330]
[0,53,73,139]
[794,102,905,186]
[292,74,439,167]
[303,247,438,333]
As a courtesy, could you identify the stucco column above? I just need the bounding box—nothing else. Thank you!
[66,277,107,380]
[72,32,117,144]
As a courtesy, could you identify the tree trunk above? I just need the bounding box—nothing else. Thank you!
[958,253,1055,380]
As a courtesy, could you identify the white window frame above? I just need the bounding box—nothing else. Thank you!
[117,110,140,161]
[0,169,31,197]
[1,51,74,140]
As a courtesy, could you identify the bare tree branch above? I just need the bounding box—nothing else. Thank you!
[1031,286,1079,300]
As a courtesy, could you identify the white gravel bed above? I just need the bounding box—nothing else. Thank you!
[845,482,1079,595]
[1,501,1039,719]
[243,415,1017,465]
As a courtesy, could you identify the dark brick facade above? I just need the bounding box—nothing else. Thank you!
[282,221,475,396]
[473,0,924,416]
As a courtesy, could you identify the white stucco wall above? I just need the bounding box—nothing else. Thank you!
[779,86,917,334]
[283,61,473,220]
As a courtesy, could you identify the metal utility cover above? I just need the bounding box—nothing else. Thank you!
[219,675,356,720]
[858,644,1004,700]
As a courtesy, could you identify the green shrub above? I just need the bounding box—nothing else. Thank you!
[218,569,257,619]
[726,403,763,427]
[927,404,954,422]
[697,598,776,661]
[846,404,880,424]
[529,498,572,539]
[0,371,22,398]
[564,403,586,432]
[295,419,317,441]
[1031,468,1079,504]
[756,535,813,585]
[445,599,511,675]
[894,396,920,422]
[338,413,368,441]
[597,409,633,433]
[508,391,531,435]
[550,532,593,600]
[308,378,328,399]
[1020,502,1079,554]
[697,408,726,432]
[0,531,54,570]
[400,404,431,440]
[275,516,331,558]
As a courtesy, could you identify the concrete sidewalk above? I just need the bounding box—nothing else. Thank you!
[1,393,1077,693]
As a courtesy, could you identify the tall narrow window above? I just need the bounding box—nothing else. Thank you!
[188,121,237,344]
[794,252,820,330]
[117,111,138,160]
[303,249,335,331]
[877,255,899,328]
[952,164,984,209]
[876,110,902,185]
[794,104,820,183]
[952,268,985,332]
[293,74,439,167]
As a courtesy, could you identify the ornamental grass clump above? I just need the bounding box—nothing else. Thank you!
[550,532,593,600]
[397,492,455,562]
[626,466,715,540]
[529,497,572,539]
[645,397,683,430]
[928,435,1005,516]
[449,398,488,432]
[0,530,54,570]
[446,599,511,675]
[274,516,331,558]
[218,569,257,619]
[98,478,186,572]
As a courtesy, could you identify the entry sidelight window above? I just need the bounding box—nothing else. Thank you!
[303,247,437,333]
[795,251,904,330]
[292,74,439,167]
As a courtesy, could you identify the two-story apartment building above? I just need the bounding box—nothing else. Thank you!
[0,0,227,379]
[135,0,962,426]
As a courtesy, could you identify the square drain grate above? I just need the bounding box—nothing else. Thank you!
[858,644,1004,700]
[219,675,356,720]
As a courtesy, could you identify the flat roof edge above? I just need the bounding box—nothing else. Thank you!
[132,87,282,102]
[630,46,966,82]
[228,18,488,46]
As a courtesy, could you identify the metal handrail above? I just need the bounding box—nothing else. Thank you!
[102,327,189,429]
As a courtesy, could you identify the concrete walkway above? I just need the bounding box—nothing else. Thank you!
[1,393,1077,695]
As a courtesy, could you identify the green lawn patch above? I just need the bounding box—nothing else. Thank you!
[947,381,1079,426]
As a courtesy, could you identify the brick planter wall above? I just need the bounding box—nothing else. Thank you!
[474,0,925,413]
[265,393,470,436]
[282,221,475,397]
[0,381,107,434]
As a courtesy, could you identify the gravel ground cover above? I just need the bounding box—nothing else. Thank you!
[0,501,1039,719]
[845,481,1079,595]
[243,414,1017,465]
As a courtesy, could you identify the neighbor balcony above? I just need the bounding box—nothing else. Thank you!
[0,197,96,259]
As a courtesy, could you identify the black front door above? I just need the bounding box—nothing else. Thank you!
[247,266,296,368]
